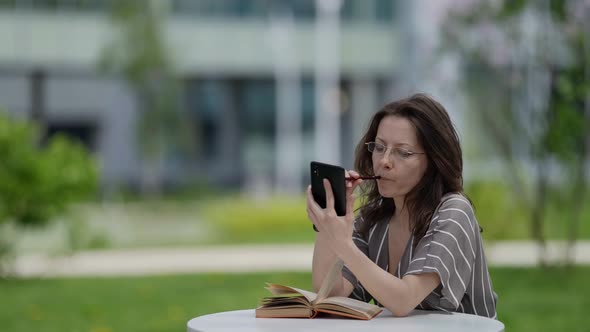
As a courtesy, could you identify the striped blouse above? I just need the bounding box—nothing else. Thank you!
[341,193,498,318]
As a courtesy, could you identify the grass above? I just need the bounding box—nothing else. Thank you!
[0,272,310,332]
[495,267,589,331]
[1,267,588,332]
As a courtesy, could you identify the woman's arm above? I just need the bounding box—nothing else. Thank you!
[311,232,354,296]
[308,170,362,297]
[308,179,440,315]
[340,241,440,316]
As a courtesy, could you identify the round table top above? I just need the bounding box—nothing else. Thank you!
[187,308,504,332]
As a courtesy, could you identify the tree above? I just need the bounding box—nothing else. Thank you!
[0,111,97,274]
[100,0,196,196]
[443,0,589,266]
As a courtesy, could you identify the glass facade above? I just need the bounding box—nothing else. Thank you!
[0,0,397,188]
[0,0,394,23]
[242,79,276,139]
[185,79,228,159]
[184,75,382,185]
[0,0,109,11]
[173,0,394,22]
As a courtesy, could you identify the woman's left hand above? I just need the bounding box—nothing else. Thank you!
[306,178,357,256]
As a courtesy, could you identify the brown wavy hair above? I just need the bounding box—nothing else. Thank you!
[354,93,468,246]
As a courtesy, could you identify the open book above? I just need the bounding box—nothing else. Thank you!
[255,260,382,320]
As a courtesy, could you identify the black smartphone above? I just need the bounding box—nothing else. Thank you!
[310,161,347,218]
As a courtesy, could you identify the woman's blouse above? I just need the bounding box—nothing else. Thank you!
[341,193,498,318]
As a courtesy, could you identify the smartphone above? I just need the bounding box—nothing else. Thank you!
[310,161,347,218]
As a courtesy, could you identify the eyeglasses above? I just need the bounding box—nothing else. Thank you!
[365,142,425,161]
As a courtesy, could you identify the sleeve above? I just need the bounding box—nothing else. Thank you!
[404,195,478,311]
[341,216,374,303]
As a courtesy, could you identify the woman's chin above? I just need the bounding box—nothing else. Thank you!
[378,186,406,199]
[378,188,395,198]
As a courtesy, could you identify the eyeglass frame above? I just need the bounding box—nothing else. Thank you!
[365,141,425,161]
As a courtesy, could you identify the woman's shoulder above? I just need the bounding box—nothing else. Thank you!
[432,192,477,226]
[436,192,473,211]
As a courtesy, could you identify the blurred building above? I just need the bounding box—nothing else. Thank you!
[0,0,460,193]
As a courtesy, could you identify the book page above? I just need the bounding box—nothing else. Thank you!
[314,259,344,303]
[255,306,312,319]
[260,295,311,307]
[266,283,318,303]
[258,284,316,319]
[318,296,381,314]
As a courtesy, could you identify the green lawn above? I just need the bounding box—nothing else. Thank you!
[1,267,588,332]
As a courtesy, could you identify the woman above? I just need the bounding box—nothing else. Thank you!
[306,93,497,318]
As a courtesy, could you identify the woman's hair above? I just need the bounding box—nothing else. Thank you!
[354,93,467,246]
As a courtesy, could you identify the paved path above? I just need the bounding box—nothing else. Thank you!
[13,241,590,278]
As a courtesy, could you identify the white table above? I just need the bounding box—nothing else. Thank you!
[187,308,504,332]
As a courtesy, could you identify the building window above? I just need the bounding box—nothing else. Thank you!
[44,121,98,152]
[185,79,229,160]
[242,79,275,139]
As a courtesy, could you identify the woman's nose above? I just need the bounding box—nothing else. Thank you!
[378,153,393,169]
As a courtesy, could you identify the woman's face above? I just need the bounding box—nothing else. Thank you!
[372,115,428,199]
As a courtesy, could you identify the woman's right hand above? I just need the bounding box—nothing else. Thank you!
[306,169,364,231]
[344,169,364,198]
[309,169,362,295]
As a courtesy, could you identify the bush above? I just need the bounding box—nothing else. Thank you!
[465,181,529,241]
[200,195,314,244]
[0,111,98,271]
[200,184,531,245]
[200,181,583,245]
[0,112,97,227]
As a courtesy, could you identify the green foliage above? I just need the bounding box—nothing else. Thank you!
[100,0,171,86]
[465,180,590,241]
[466,181,529,240]
[99,0,181,158]
[0,112,97,227]
[545,67,588,162]
[0,267,589,332]
[197,185,589,244]
[443,0,590,257]
[200,195,315,244]
[445,0,588,165]
[65,211,112,252]
[498,0,527,18]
